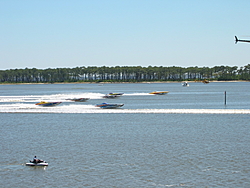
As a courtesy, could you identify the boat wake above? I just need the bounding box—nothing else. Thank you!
[124,93,151,96]
[0,103,249,114]
[1,93,249,114]
[0,92,150,103]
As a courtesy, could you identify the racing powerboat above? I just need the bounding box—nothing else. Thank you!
[103,95,118,98]
[35,101,62,107]
[95,102,124,109]
[108,93,124,96]
[66,98,89,102]
[149,91,169,95]
[103,92,124,98]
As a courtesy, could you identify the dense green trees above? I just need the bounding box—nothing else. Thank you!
[0,64,249,83]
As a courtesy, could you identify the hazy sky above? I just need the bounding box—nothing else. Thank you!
[1,0,250,70]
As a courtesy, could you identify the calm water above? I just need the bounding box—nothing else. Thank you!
[0,82,250,187]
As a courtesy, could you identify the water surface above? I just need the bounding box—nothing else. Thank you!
[0,82,249,187]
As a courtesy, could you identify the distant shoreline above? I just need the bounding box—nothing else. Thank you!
[0,80,248,85]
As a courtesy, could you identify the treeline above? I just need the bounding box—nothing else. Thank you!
[0,64,250,83]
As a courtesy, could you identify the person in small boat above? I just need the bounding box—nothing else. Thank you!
[31,156,43,163]
[30,156,37,163]
[33,156,38,163]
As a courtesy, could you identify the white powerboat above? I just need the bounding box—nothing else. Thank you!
[182,82,189,87]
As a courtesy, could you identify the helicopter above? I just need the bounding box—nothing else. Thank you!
[235,36,250,44]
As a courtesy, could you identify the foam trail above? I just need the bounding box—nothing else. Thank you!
[1,93,249,114]
[124,93,151,96]
[0,92,105,102]
[0,104,249,114]
[0,92,153,103]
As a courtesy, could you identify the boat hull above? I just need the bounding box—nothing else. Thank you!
[36,102,62,107]
[149,91,169,95]
[26,162,48,166]
[108,93,124,96]
[103,95,117,98]
[66,98,89,102]
[96,103,124,109]
[100,104,124,109]
[103,93,124,98]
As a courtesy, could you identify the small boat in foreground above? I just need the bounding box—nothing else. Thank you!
[66,98,89,102]
[95,102,124,109]
[35,101,62,107]
[26,158,48,166]
[149,91,169,95]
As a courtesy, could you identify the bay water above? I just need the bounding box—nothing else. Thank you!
[0,82,250,187]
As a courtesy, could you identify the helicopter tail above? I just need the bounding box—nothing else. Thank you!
[235,36,239,44]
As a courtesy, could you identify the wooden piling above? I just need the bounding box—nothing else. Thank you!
[224,91,226,105]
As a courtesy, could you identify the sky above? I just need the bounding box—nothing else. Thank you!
[1,0,250,70]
